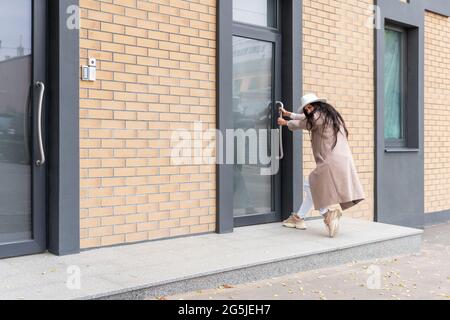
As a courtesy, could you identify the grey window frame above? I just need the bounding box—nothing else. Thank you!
[384,24,408,148]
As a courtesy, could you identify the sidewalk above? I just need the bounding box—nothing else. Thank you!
[0,218,422,300]
[163,223,450,300]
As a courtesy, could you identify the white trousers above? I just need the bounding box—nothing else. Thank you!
[296,178,329,219]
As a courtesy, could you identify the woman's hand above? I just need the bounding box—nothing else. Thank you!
[279,105,291,118]
[278,117,289,126]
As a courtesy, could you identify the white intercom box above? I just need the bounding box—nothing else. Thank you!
[81,58,97,81]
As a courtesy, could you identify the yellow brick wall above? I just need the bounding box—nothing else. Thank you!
[79,0,217,249]
[424,11,450,214]
[302,0,374,220]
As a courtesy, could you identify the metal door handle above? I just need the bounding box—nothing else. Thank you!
[35,82,45,166]
[275,101,284,160]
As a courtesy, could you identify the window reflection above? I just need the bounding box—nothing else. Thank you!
[233,36,274,216]
[0,0,32,243]
[384,28,404,141]
[233,0,277,28]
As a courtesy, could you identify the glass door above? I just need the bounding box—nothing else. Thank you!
[0,0,47,259]
[232,0,282,227]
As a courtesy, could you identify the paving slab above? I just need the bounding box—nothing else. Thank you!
[0,218,422,300]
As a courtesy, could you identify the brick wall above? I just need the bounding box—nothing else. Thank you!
[302,0,374,220]
[424,11,450,214]
[78,0,380,249]
[79,0,216,249]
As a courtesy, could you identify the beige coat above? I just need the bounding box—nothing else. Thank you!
[288,112,365,211]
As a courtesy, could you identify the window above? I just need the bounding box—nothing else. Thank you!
[233,0,277,28]
[384,26,407,146]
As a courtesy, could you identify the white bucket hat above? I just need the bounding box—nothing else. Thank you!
[298,93,327,112]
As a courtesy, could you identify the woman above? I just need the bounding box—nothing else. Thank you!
[277,93,365,237]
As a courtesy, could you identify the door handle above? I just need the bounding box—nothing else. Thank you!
[35,82,45,166]
[275,101,284,160]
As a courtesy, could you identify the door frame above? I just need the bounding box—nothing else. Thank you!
[0,0,47,259]
[216,0,303,233]
[1,0,81,259]
[231,24,283,228]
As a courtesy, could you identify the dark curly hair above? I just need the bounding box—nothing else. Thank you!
[303,102,349,149]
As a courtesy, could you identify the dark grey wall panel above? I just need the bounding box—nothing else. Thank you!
[280,0,303,220]
[425,210,450,226]
[216,0,234,233]
[424,0,450,17]
[375,0,424,229]
[375,0,450,228]
[47,0,80,255]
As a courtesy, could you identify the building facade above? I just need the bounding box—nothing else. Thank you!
[0,0,449,258]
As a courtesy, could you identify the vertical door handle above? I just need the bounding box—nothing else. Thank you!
[275,101,284,160]
[35,82,45,166]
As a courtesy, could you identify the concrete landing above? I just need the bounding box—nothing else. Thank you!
[0,218,422,300]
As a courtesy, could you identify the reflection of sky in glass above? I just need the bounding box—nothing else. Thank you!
[233,0,275,27]
[0,0,31,62]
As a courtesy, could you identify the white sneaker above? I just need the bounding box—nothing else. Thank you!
[283,214,307,230]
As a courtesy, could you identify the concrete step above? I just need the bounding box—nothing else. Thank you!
[0,218,422,300]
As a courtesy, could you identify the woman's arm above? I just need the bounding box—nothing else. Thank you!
[278,112,308,131]
[287,116,308,131]
[289,113,305,120]
[288,112,308,131]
